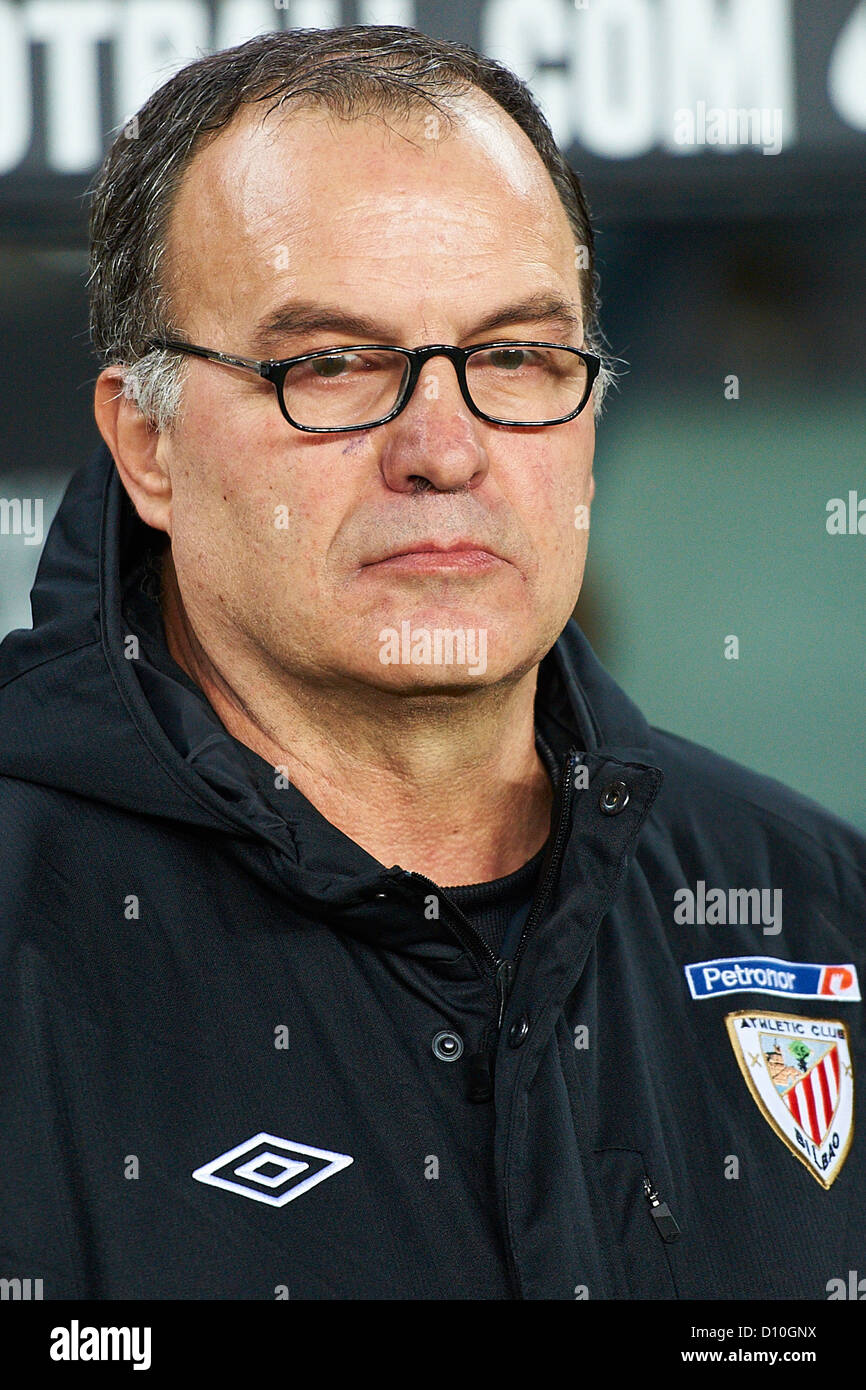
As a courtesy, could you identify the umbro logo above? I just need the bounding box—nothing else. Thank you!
[192,1132,354,1208]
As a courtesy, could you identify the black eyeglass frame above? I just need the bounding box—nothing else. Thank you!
[144,336,601,432]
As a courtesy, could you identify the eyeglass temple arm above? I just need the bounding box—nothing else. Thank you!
[146,338,269,376]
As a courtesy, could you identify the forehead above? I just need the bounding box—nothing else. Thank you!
[164,90,579,336]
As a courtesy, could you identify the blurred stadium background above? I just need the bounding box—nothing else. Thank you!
[1,0,864,827]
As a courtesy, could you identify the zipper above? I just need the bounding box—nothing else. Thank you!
[405,750,578,1103]
[397,869,500,1103]
[643,1175,681,1243]
[465,958,516,1103]
[510,751,578,971]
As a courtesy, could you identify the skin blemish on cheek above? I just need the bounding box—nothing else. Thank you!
[341,435,369,456]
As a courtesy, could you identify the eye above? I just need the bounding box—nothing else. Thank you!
[310,353,355,378]
[486,347,534,370]
[296,351,397,381]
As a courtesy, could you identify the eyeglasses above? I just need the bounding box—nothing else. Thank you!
[145,337,600,432]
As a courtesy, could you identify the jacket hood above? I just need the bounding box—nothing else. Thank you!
[0,441,655,900]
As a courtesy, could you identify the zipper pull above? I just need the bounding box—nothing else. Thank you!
[466,959,516,1103]
[643,1176,681,1243]
[495,958,515,1031]
[466,1040,495,1103]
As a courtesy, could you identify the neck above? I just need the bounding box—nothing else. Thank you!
[159,552,554,885]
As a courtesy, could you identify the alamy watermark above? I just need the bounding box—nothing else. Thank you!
[674,880,782,935]
[673,103,783,156]
[378,621,487,676]
[50,1321,151,1371]
[826,491,866,535]
[0,497,43,546]
[0,1276,43,1299]
[827,1270,866,1299]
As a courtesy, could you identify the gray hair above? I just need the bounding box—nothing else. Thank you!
[88,24,618,433]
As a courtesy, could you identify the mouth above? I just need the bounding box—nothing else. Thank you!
[363,541,503,574]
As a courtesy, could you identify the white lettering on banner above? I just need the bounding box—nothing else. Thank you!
[214,1,279,54]
[0,1,30,174]
[357,0,413,21]
[577,0,656,158]
[114,0,209,128]
[828,0,866,132]
[0,0,813,176]
[215,0,416,54]
[661,0,795,153]
[26,1,117,172]
[481,0,574,150]
[286,0,340,31]
[484,0,794,156]
[0,0,415,174]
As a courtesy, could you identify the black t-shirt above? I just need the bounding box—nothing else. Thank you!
[442,840,546,960]
[441,728,558,958]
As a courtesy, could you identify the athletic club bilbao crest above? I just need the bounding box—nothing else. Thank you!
[726,1011,854,1189]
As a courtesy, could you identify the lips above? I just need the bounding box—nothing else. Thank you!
[364,539,500,566]
[371,550,500,574]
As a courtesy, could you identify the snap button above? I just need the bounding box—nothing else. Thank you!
[599,780,630,815]
[432,1030,463,1061]
[508,1016,530,1048]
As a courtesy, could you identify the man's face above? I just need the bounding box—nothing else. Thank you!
[158,93,596,693]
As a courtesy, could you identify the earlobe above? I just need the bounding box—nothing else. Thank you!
[94,367,173,536]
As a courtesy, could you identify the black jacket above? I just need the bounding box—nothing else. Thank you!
[0,440,863,1300]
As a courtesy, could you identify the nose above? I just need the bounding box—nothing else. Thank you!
[378,355,489,495]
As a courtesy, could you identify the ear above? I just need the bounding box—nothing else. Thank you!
[94,366,173,535]
[588,471,596,504]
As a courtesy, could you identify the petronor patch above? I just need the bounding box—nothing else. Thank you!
[685,957,860,1002]
[726,1011,854,1189]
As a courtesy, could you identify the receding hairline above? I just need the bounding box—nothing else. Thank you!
[160,86,583,341]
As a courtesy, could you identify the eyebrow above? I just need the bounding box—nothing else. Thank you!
[248,291,583,356]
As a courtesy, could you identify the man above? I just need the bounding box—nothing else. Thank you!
[0,25,863,1301]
